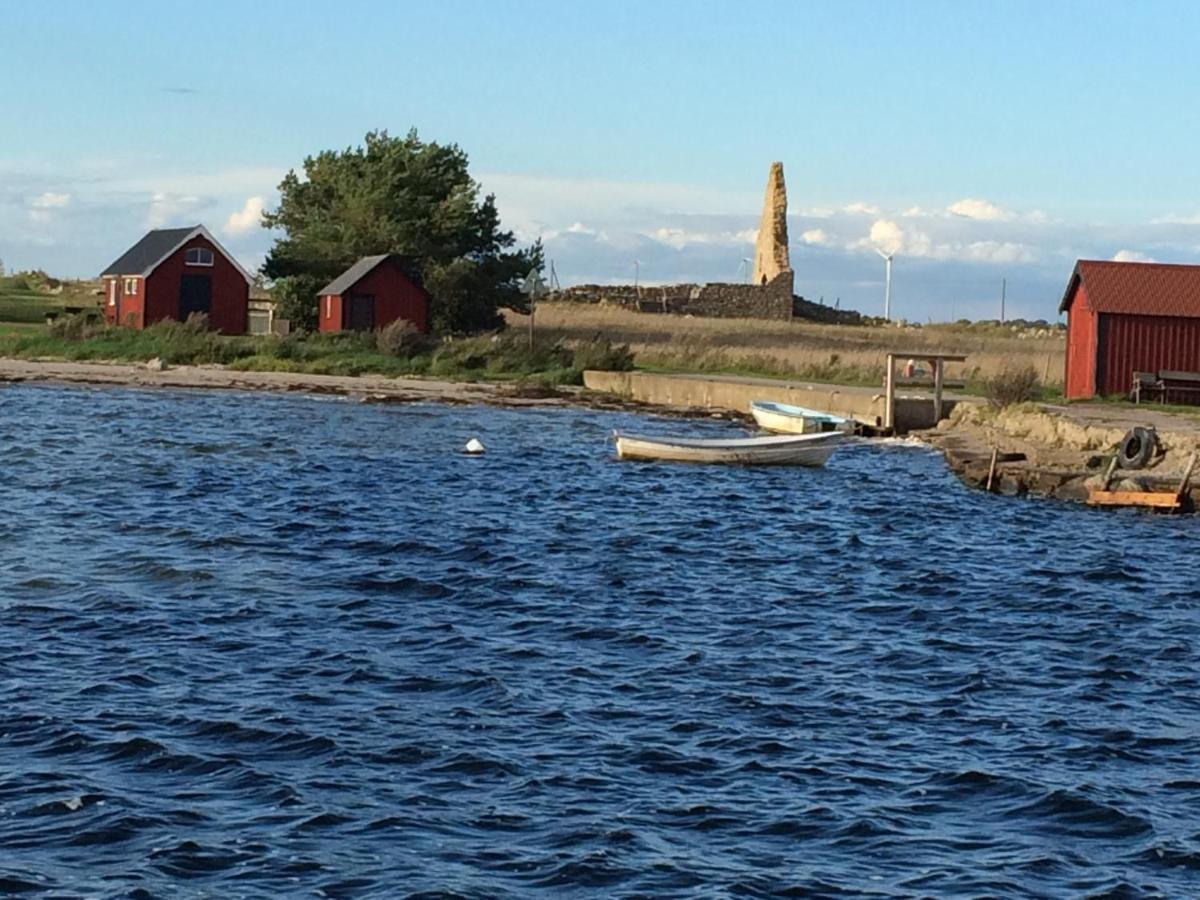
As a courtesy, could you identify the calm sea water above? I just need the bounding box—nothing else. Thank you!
[2,383,1200,898]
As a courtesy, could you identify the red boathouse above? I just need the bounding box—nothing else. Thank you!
[101,225,251,333]
[317,255,430,333]
[1060,259,1200,399]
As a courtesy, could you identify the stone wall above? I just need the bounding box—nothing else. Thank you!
[553,272,861,325]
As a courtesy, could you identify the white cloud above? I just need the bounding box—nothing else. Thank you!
[28,191,70,224]
[647,225,758,250]
[947,197,1013,221]
[863,219,906,255]
[146,191,203,228]
[30,192,70,209]
[960,240,1037,264]
[478,171,757,239]
[800,228,832,246]
[1151,212,1200,225]
[1112,249,1156,263]
[850,218,1033,264]
[650,227,701,249]
[843,201,881,216]
[224,196,264,235]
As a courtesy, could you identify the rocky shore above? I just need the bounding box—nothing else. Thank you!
[917,401,1200,506]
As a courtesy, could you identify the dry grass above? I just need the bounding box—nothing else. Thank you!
[511,302,1066,388]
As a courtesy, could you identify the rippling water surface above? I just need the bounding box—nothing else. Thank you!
[3,384,1200,898]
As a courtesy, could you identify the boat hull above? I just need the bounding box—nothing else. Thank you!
[749,401,854,435]
[613,431,844,466]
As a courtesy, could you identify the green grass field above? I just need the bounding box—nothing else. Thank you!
[0,273,102,323]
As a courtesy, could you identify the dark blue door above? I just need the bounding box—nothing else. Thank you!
[347,294,375,331]
[180,275,212,321]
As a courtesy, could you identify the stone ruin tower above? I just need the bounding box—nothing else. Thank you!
[752,161,793,292]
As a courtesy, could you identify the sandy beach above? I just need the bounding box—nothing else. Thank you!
[0,357,578,407]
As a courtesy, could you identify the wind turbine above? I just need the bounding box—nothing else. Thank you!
[737,257,752,283]
[875,248,895,321]
[633,259,642,292]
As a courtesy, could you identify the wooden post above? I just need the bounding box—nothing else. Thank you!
[933,356,945,423]
[528,299,535,351]
[884,353,896,434]
[1102,455,1118,490]
[1176,452,1197,500]
[986,447,999,492]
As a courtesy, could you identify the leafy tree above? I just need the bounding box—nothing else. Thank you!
[262,129,541,333]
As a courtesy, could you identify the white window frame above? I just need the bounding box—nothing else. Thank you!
[185,247,214,267]
[123,278,137,295]
[325,297,332,319]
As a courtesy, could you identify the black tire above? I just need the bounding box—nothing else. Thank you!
[1117,427,1155,469]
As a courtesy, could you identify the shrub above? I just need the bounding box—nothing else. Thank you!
[180,312,210,334]
[984,365,1042,408]
[47,312,105,341]
[572,336,635,371]
[376,319,427,357]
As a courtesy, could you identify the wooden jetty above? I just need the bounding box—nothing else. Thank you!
[1086,452,1197,512]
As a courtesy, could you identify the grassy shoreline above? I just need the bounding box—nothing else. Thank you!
[0,300,1067,395]
[0,317,632,387]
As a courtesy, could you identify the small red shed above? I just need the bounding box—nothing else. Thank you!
[317,255,429,334]
[1060,259,1200,399]
[101,225,251,333]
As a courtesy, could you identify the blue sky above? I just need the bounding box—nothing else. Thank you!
[5,0,1200,321]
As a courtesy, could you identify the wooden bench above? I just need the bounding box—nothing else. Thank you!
[1131,371,1164,403]
[1160,370,1200,405]
[1131,370,1200,405]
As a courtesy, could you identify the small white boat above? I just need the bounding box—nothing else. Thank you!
[749,400,854,435]
[613,430,846,466]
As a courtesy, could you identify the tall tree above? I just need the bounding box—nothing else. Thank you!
[262,129,540,333]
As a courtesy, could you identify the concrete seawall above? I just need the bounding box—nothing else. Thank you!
[583,370,964,433]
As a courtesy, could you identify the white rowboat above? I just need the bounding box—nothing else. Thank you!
[613,430,846,466]
[749,400,854,435]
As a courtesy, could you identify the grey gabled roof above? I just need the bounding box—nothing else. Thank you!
[318,254,425,296]
[100,225,253,283]
[102,227,196,276]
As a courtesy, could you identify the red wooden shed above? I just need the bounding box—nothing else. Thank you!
[101,225,251,333]
[317,255,429,334]
[1060,259,1200,399]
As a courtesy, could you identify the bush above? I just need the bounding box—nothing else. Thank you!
[376,319,426,357]
[180,312,210,334]
[47,312,105,341]
[984,365,1042,408]
[572,336,635,371]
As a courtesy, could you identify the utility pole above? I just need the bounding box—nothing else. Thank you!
[1000,277,1007,324]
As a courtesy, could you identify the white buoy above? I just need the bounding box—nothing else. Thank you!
[464,437,486,455]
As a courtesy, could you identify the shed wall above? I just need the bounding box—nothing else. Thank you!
[144,235,249,333]
[346,263,429,333]
[1064,285,1097,399]
[317,261,429,333]
[318,294,343,332]
[110,276,145,328]
[1096,313,1200,396]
